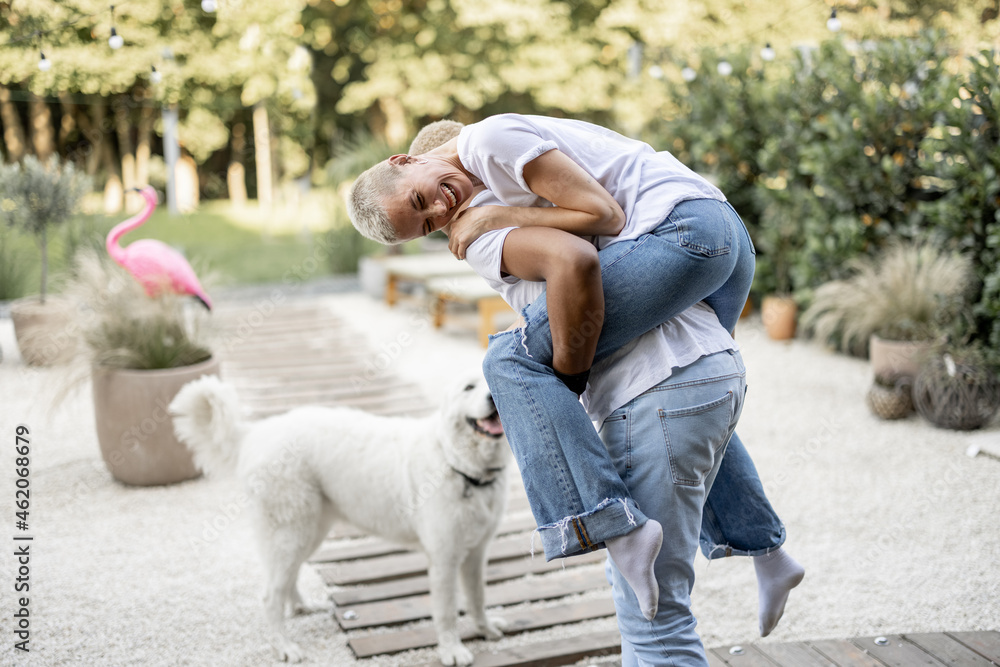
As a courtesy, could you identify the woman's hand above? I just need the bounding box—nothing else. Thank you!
[447,206,506,259]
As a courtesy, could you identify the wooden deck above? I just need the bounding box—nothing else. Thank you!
[217,298,998,667]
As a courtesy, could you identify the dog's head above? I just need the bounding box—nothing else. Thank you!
[441,372,510,476]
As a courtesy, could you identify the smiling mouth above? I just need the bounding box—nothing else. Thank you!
[442,183,458,210]
[468,411,504,438]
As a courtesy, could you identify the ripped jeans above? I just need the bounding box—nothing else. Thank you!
[483,198,783,560]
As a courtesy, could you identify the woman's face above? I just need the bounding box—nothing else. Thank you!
[383,154,476,241]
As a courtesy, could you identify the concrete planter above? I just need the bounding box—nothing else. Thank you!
[92,356,220,486]
[869,334,932,382]
[762,295,797,341]
[9,296,76,366]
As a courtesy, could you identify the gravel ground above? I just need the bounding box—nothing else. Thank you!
[0,286,997,666]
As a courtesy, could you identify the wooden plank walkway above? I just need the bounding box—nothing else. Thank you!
[217,297,998,667]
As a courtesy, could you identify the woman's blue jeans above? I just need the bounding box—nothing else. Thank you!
[482,198,784,560]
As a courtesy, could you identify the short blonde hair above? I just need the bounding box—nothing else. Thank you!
[347,160,403,245]
[409,120,464,155]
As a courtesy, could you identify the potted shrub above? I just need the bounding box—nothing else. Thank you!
[0,156,90,365]
[753,185,812,341]
[801,242,972,380]
[63,250,217,486]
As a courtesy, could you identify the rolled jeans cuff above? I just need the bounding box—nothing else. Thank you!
[537,497,648,561]
[700,523,787,560]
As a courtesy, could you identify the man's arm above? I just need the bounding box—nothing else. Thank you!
[499,227,603,378]
[448,149,625,259]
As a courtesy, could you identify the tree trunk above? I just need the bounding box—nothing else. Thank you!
[227,121,248,204]
[0,85,27,162]
[77,98,105,176]
[379,97,409,149]
[29,93,55,162]
[58,92,77,152]
[115,99,138,211]
[135,103,153,188]
[252,102,273,211]
[93,99,123,214]
[39,226,48,304]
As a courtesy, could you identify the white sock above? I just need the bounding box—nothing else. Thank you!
[753,547,805,636]
[606,519,663,620]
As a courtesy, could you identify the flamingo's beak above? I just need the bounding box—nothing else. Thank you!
[195,294,213,311]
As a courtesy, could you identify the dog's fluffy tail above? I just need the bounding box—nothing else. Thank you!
[169,375,246,476]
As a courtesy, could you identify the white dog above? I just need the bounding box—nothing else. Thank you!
[169,373,511,665]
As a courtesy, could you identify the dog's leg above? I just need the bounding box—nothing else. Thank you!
[256,498,327,664]
[290,510,336,616]
[262,530,313,664]
[427,554,473,667]
[460,544,506,640]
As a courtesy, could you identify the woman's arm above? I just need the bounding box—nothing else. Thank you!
[448,149,625,259]
[499,226,603,379]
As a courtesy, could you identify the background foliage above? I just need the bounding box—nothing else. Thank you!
[1,0,999,358]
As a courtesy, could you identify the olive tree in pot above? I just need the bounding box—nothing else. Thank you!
[0,156,90,365]
[63,250,217,486]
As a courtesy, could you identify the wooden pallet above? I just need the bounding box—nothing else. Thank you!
[216,298,998,667]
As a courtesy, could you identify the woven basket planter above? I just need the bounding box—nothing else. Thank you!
[866,378,914,420]
[913,354,1000,431]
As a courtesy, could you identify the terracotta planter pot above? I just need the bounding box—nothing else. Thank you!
[92,356,220,486]
[869,335,932,382]
[9,296,77,366]
[761,295,797,340]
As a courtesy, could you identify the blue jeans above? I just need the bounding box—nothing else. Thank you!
[483,198,777,559]
[602,350,747,666]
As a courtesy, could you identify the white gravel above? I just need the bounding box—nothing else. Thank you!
[0,291,997,666]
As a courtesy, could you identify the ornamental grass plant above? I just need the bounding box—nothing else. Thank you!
[801,241,973,357]
[64,250,212,371]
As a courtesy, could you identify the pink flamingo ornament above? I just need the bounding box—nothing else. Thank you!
[106,186,213,310]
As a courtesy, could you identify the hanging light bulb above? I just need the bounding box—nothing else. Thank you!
[109,5,124,49]
[38,51,52,71]
[717,60,733,77]
[681,66,697,82]
[827,8,842,33]
[201,0,217,12]
[761,43,775,62]
[150,65,162,84]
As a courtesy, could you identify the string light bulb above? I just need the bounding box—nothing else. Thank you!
[761,43,775,62]
[717,60,733,77]
[201,0,217,12]
[681,66,697,82]
[827,8,842,33]
[109,6,124,49]
[38,51,52,71]
[150,65,162,84]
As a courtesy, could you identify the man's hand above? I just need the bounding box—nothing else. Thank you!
[448,206,506,259]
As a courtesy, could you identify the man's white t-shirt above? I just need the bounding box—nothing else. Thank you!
[457,113,726,253]
[464,194,737,425]
[458,113,736,422]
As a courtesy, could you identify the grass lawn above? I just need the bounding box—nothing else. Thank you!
[0,201,350,301]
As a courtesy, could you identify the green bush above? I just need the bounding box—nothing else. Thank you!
[918,49,1000,363]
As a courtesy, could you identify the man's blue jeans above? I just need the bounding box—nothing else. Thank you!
[483,198,783,559]
[602,350,746,666]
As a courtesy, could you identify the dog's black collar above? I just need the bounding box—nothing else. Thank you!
[450,465,505,489]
